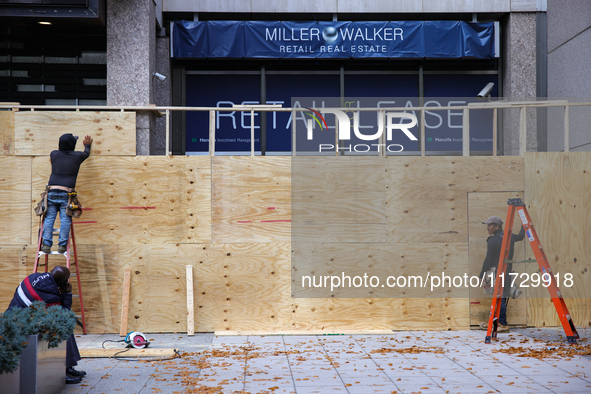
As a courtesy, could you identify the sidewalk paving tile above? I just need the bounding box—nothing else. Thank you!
[61,328,591,394]
[394,383,448,393]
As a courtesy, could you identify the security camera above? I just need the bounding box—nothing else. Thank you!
[477,82,494,98]
[153,72,167,82]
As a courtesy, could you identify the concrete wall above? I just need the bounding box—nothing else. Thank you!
[164,0,543,13]
[546,0,591,152]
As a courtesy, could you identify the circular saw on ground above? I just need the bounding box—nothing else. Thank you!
[124,331,150,349]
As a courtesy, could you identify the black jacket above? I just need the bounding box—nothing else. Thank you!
[48,133,91,189]
[479,227,526,279]
[7,272,72,311]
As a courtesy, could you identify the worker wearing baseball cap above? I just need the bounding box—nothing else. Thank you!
[478,215,525,332]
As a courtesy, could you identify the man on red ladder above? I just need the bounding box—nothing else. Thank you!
[7,266,86,384]
[41,133,92,254]
[478,215,525,332]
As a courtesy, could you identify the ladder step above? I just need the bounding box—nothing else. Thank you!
[72,294,79,297]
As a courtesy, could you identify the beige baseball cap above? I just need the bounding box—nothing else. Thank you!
[482,216,503,225]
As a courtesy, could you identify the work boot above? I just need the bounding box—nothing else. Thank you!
[65,375,82,384]
[67,367,86,377]
[497,324,510,333]
[41,244,51,254]
[57,245,67,254]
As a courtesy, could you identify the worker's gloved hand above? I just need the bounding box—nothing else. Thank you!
[83,135,93,146]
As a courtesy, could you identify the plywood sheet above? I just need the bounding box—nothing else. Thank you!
[292,157,387,243]
[291,298,469,331]
[212,157,291,243]
[385,156,524,244]
[68,244,121,333]
[0,111,15,155]
[0,245,30,308]
[524,152,591,327]
[15,111,136,156]
[118,243,292,333]
[80,348,176,358]
[292,242,470,299]
[31,156,211,245]
[0,157,32,244]
[115,241,470,332]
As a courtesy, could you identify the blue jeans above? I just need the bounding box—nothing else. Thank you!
[499,298,508,325]
[43,190,72,247]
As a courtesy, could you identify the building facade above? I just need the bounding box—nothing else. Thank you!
[1,0,589,155]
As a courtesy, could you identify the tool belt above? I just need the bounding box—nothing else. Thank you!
[34,186,83,218]
[65,189,83,218]
[34,186,49,217]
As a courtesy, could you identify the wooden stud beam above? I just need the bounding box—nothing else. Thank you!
[187,265,194,336]
[120,268,131,336]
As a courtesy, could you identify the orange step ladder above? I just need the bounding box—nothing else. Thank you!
[485,198,579,344]
[34,218,87,334]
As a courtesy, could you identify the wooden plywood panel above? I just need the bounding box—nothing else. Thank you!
[31,156,211,245]
[0,157,32,244]
[292,157,387,243]
[15,111,136,156]
[524,152,591,327]
[0,245,30,308]
[468,192,527,326]
[292,298,469,331]
[118,243,292,333]
[212,157,291,243]
[113,241,470,333]
[386,156,524,243]
[292,242,470,299]
[0,111,15,155]
[70,244,120,333]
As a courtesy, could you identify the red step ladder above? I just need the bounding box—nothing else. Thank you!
[485,198,579,344]
[34,218,87,334]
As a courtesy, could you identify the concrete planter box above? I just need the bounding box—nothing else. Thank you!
[0,365,20,393]
[19,335,66,394]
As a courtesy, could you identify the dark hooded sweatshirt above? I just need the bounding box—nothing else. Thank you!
[48,133,91,189]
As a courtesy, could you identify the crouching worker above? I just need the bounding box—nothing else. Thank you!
[7,266,86,384]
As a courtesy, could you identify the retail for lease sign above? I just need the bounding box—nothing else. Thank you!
[172,20,496,59]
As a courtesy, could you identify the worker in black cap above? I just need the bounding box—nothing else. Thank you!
[479,216,525,332]
[7,266,85,384]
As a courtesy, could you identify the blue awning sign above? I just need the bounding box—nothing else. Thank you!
[171,20,497,60]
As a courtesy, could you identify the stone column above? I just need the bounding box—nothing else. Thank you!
[154,36,171,155]
[107,0,156,155]
[502,12,537,155]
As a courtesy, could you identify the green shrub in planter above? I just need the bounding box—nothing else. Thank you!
[0,307,27,374]
[0,301,76,374]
